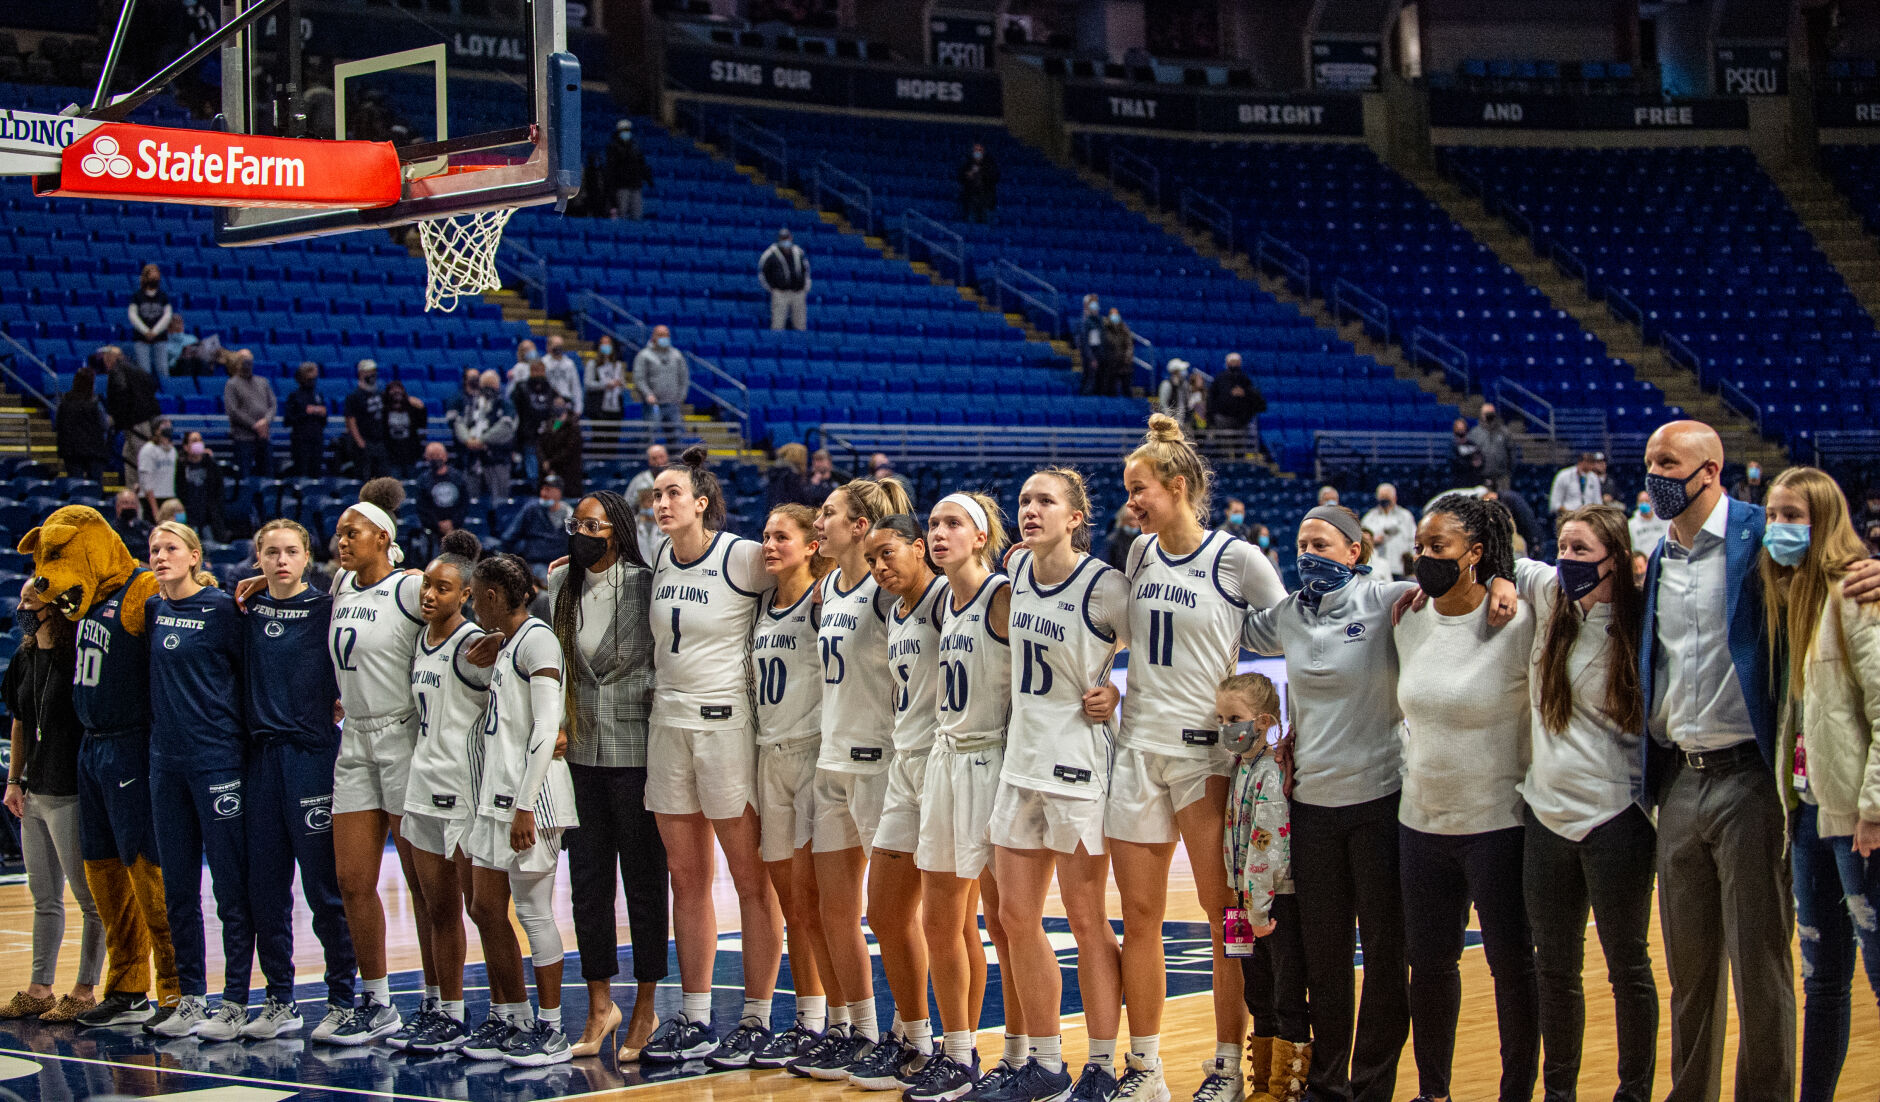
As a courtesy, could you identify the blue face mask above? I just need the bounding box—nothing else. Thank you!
[1764,522,1811,567]
[1296,552,1368,611]
[1636,502,1652,518]
[1227,512,1245,526]
[655,336,671,349]
[1256,534,1270,548]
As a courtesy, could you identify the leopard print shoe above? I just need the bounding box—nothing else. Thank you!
[0,992,55,1019]
[40,995,97,1023]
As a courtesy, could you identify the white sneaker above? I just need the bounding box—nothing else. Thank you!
[197,1000,251,1042]
[1114,1054,1171,1102]
[152,995,210,1038]
[241,996,304,1039]
[311,1001,352,1043]
[1191,1058,1243,1102]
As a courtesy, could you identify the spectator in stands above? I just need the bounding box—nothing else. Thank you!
[1629,490,1669,552]
[1183,370,1209,431]
[806,448,838,505]
[1729,460,1767,505]
[1318,485,1340,506]
[1103,504,1140,570]
[381,379,428,476]
[1078,294,1104,394]
[124,264,172,374]
[416,441,471,560]
[135,422,177,522]
[631,326,688,446]
[175,431,228,544]
[1467,402,1518,490]
[159,315,197,379]
[344,359,389,480]
[540,335,583,416]
[1097,306,1134,397]
[510,358,558,483]
[633,486,660,564]
[282,362,327,478]
[109,489,149,552]
[1451,416,1482,485]
[537,394,584,496]
[767,442,813,509]
[1217,498,1251,542]
[584,337,627,420]
[102,347,162,494]
[502,475,573,578]
[1857,486,1880,533]
[445,368,484,461]
[759,227,811,331]
[54,369,110,484]
[956,140,999,223]
[870,452,899,482]
[1361,483,1415,578]
[603,118,652,221]
[625,443,668,503]
[155,498,184,527]
[1250,523,1279,569]
[506,339,539,386]
[1207,353,1266,453]
[221,349,275,479]
[1549,452,1606,519]
[460,370,518,500]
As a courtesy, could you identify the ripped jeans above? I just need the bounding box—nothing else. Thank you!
[1792,801,1880,1102]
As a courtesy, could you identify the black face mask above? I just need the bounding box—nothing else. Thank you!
[1413,554,1465,599]
[568,532,610,571]
[117,507,137,524]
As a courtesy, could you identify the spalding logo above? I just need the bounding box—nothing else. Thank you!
[305,806,332,832]
[212,792,242,819]
[1345,622,1366,639]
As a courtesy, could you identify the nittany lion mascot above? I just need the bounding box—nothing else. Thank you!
[18,505,178,1024]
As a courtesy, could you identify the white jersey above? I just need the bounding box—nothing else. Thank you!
[816,568,895,773]
[330,569,427,724]
[405,621,492,819]
[1119,530,1286,758]
[888,578,949,755]
[475,619,576,829]
[935,574,1012,752]
[752,584,823,747]
[650,532,770,731]
[1003,550,1130,799]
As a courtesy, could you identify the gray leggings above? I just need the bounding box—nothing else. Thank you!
[22,792,104,987]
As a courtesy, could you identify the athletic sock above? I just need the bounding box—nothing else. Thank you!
[1087,1038,1117,1066]
[1129,1035,1161,1068]
[425,985,441,1007]
[362,977,391,1004]
[1033,1034,1063,1074]
[442,1000,466,1023]
[682,991,712,1025]
[1212,1042,1239,1070]
[537,1004,562,1029]
[904,1017,933,1055]
[849,998,879,1042]
[796,995,827,1032]
[497,1001,532,1026]
[943,1030,975,1063]
[1003,1034,1028,1068]
[743,997,769,1025]
[827,1003,850,1029]
[889,1011,904,1040]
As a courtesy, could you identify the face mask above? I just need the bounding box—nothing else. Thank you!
[174,511,187,524]
[598,343,613,357]
[1219,719,1276,756]
[1747,465,1762,481]
[1086,302,1098,315]
[1556,555,1607,603]
[568,531,610,571]
[1413,554,1465,599]
[1227,511,1244,526]
[118,507,137,523]
[1296,552,1359,599]
[1256,534,1270,548]
[359,377,379,392]
[540,495,556,508]
[973,150,983,161]
[655,336,671,349]
[432,460,448,474]
[1636,502,1652,518]
[186,441,205,458]
[1763,522,1811,567]
[1108,312,1120,323]
[1645,466,1705,520]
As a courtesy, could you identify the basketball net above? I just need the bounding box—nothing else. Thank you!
[416,208,516,312]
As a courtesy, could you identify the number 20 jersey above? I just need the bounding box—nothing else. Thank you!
[1002,551,1129,799]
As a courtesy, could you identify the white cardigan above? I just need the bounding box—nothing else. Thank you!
[1780,585,1880,838]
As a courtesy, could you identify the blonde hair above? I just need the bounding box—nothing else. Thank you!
[253,518,313,557]
[1033,467,1094,552]
[776,442,808,474]
[1128,412,1213,524]
[1218,671,1280,719]
[150,520,219,588]
[836,477,914,527]
[155,498,185,525]
[1760,466,1871,699]
[937,491,1008,570]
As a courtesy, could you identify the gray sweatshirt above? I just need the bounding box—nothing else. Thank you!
[223,373,277,441]
[1241,575,1417,808]
[632,345,690,408]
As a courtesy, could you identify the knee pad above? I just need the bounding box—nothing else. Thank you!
[511,871,563,968]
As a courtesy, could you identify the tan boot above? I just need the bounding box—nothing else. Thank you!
[1267,1039,1310,1102]
[1245,1034,1278,1102]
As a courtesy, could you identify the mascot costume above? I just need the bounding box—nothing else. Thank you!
[18,505,178,1015]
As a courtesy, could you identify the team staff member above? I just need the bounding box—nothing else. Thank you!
[1112,414,1286,1102]
[143,522,255,1040]
[244,519,355,1042]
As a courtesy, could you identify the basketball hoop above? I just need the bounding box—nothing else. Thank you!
[415,207,516,312]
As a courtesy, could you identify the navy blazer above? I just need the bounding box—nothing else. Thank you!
[1637,495,1773,798]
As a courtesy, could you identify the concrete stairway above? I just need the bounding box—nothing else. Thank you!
[1401,166,1786,470]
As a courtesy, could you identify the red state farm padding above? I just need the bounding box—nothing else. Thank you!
[34,122,401,209]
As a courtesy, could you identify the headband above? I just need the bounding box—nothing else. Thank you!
[937,493,989,533]
[347,501,404,565]
[1303,504,1362,544]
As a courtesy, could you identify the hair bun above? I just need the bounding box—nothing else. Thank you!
[359,476,406,512]
[680,445,710,470]
[1145,412,1186,444]
[440,529,483,560]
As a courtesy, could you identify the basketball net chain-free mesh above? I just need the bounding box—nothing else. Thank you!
[416,208,517,312]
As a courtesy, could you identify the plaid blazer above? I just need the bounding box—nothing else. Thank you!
[546,562,656,768]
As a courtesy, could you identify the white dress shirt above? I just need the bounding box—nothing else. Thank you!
[1550,466,1604,514]
[1629,511,1670,555]
[1650,497,1757,751]
[1360,503,1415,578]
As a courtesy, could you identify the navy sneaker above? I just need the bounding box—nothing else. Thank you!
[639,1016,717,1064]
[791,1024,870,1081]
[405,1011,470,1053]
[327,994,401,1046]
[459,1015,519,1061]
[904,1051,982,1102]
[387,1005,439,1050]
[962,1060,1025,1101]
[1070,1061,1119,1102]
[751,1022,822,1068]
[705,1016,774,1069]
[967,1059,1059,1102]
[502,1020,572,1067]
[850,1033,924,1090]
[75,992,153,1029]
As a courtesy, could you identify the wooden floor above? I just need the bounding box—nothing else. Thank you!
[1,843,1874,1102]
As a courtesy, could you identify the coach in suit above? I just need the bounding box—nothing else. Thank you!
[1638,421,1879,1102]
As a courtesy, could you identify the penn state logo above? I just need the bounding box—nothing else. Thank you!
[305,805,332,832]
[162,633,180,650]
[212,792,242,819]
[1345,622,1366,640]
[264,620,285,638]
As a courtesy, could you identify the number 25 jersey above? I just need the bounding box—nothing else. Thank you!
[1002,550,1129,799]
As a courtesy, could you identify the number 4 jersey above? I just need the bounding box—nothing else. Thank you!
[650,533,770,732]
[1002,550,1129,798]
[405,620,493,820]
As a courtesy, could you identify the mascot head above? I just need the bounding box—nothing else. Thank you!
[17,505,138,621]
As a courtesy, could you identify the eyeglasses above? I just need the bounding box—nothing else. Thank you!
[564,517,614,536]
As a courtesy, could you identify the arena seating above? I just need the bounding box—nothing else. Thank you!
[1448,144,1879,453]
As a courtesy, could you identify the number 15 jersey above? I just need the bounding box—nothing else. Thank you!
[1002,550,1129,799]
